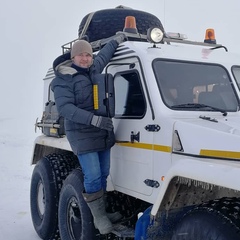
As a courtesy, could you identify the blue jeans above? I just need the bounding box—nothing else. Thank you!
[77,149,110,194]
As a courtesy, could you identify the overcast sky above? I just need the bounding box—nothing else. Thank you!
[0,0,240,137]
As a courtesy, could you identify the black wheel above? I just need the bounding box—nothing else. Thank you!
[78,8,164,42]
[171,198,240,240]
[30,153,79,239]
[58,168,96,240]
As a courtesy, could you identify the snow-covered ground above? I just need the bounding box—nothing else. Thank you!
[0,117,41,240]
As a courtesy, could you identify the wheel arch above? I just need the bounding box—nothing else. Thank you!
[151,158,240,217]
[31,135,73,164]
[32,144,73,164]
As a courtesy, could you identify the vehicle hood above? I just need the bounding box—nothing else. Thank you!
[174,114,240,160]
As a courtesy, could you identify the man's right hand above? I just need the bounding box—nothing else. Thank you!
[91,115,113,131]
[114,33,126,44]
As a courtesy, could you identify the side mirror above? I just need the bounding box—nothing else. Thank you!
[92,73,115,118]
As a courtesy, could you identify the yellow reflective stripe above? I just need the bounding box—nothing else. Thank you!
[116,142,171,153]
[153,145,172,152]
[115,142,240,159]
[93,85,99,110]
[200,149,240,159]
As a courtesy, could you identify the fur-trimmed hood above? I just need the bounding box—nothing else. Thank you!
[53,52,77,76]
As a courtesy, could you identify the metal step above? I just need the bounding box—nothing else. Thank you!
[111,224,135,238]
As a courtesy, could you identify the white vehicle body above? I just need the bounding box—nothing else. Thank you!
[34,39,240,209]
[31,14,240,237]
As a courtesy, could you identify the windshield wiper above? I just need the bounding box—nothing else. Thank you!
[171,103,227,116]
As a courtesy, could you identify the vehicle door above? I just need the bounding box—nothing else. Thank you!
[109,59,155,197]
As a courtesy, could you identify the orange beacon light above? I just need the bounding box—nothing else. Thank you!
[123,16,138,34]
[204,28,216,44]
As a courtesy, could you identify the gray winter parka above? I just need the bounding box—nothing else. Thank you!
[51,40,119,155]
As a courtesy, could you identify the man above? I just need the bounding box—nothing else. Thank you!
[51,34,124,234]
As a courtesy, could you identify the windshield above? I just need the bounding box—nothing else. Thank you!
[153,60,239,112]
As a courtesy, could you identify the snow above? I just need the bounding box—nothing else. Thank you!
[0,117,40,240]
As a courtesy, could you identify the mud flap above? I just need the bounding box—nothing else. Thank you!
[134,206,152,240]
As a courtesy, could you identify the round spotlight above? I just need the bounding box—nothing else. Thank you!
[147,27,164,43]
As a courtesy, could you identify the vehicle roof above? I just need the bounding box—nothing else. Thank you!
[115,40,240,67]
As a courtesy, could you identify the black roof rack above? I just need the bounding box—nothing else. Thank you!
[61,31,147,54]
[61,31,228,54]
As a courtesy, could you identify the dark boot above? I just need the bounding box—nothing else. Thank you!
[83,189,113,235]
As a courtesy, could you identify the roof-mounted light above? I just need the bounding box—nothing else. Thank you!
[147,27,164,44]
[123,16,138,34]
[204,28,216,44]
[165,32,188,40]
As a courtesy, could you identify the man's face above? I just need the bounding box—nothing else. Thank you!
[72,52,93,68]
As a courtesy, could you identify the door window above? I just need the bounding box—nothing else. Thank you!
[114,71,146,118]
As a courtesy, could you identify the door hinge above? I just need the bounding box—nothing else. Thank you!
[145,124,160,132]
[144,179,160,188]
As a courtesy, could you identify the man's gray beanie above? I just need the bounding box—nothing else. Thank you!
[71,40,93,58]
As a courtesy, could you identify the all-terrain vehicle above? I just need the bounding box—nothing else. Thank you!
[30,5,240,240]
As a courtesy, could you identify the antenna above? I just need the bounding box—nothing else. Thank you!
[164,0,166,27]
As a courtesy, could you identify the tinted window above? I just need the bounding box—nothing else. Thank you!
[114,71,146,118]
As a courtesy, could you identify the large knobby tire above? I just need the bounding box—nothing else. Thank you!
[171,198,240,240]
[78,8,164,42]
[58,168,96,240]
[30,153,79,240]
